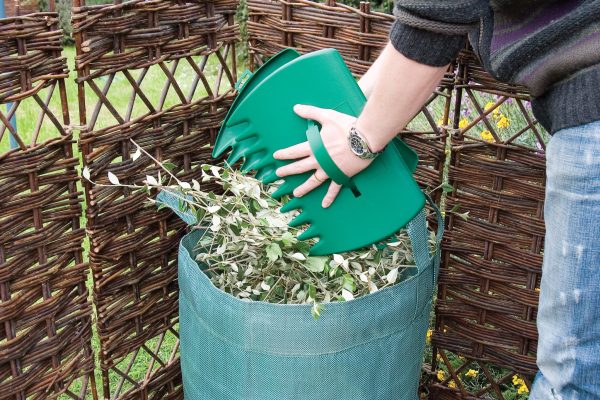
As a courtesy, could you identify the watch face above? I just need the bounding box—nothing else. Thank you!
[350,134,365,155]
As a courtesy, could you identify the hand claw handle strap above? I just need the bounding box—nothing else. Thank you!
[306,120,359,194]
[234,69,253,91]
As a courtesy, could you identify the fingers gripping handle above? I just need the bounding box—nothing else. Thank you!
[306,120,360,194]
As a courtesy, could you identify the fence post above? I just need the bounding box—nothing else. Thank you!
[0,0,18,149]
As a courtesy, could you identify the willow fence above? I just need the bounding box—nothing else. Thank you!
[0,0,545,399]
[0,7,94,399]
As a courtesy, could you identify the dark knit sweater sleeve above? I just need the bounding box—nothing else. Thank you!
[389,1,489,67]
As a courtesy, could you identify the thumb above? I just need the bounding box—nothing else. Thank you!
[293,104,329,123]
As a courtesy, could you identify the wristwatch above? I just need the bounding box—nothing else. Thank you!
[348,122,385,160]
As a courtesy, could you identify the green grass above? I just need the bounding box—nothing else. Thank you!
[0,45,236,152]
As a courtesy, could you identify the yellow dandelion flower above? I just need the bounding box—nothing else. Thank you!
[426,329,433,343]
[518,384,529,394]
[485,101,502,118]
[513,375,525,387]
[437,118,445,126]
[437,370,446,381]
[480,130,494,142]
[459,118,469,129]
[465,369,478,378]
[496,115,510,129]
[512,375,520,385]
[448,380,457,389]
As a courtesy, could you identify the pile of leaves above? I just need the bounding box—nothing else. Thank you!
[84,141,420,319]
[158,164,417,318]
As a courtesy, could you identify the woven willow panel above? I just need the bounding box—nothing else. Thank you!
[248,0,390,76]
[429,50,547,400]
[0,12,94,400]
[73,0,238,398]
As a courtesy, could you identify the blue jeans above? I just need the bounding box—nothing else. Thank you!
[531,120,600,399]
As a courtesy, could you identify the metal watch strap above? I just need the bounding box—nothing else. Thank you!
[348,122,385,160]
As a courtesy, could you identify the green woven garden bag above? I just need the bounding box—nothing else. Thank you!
[159,191,442,400]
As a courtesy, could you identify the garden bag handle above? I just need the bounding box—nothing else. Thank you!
[407,194,444,285]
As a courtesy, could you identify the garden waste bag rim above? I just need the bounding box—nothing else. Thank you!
[180,226,427,309]
[177,230,432,356]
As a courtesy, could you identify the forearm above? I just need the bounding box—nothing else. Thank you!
[275,2,488,207]
[357,0,488,144]
[356,42,448,152]
[358,50,386,98]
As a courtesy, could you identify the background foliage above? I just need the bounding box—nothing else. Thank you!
[37,0,113,44]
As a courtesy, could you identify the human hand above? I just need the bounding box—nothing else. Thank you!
[273,104,373,208]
